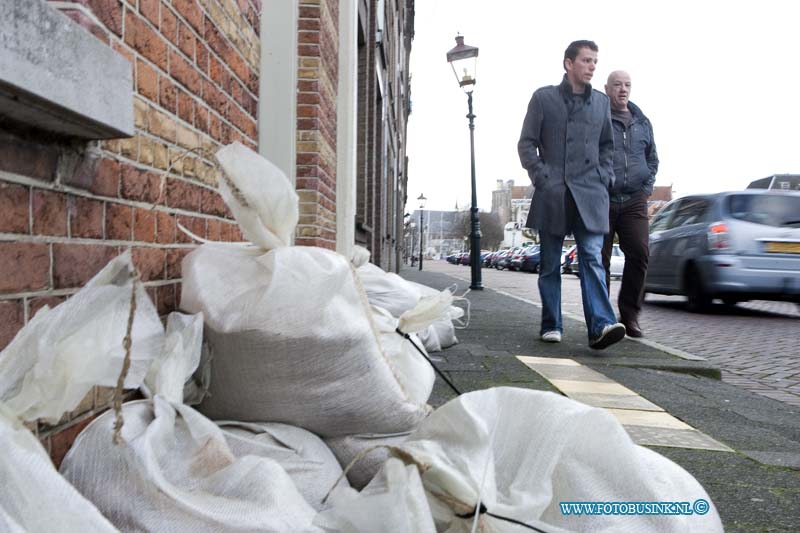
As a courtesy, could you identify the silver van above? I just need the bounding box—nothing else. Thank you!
[645,190,800,311]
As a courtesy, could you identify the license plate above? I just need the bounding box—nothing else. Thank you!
[765,241,800,254]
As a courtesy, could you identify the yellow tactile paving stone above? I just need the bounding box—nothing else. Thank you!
[517,356,580,367]
[606,408,693,430]
[515,355,735,453]
[567,392,664,412]
[549,379,638,396]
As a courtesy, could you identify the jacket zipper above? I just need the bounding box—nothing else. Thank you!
[622,128,629,190]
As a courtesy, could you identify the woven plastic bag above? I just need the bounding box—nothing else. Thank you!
[61,313,322,532]
[314,458,436,533]
[181,142,431,436]
[392,387,723,532]
[325,431,411,490]
[0,251,163,532]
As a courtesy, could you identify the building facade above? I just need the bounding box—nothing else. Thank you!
[0,0,413,464]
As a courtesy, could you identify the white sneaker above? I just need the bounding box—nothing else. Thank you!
[589,323,626,350]
[541,331,562,343]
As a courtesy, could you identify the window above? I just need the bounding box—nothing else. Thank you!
[649,203,676,232]
[726,194,800,227]
[668,198,710,228]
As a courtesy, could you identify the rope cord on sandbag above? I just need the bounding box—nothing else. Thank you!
[395,328,461,396]
[455,503,554,533]
[112,269,140,445]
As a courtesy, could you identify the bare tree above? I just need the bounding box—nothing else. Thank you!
[458,211,505,250]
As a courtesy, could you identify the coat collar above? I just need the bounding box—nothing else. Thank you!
[558,74,592,101]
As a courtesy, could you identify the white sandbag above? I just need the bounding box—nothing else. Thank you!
[314,458,436,533]
[0,250,164,423]
[416,325,442,353]
[393,387,723,533]
[356,262,421,317]
[349,245,371,268]
[0,251,163,533]
[325,431,411,490]
[219,421,349,511]
[0,406,117,532]
[182,143,431,436]
[61,313,322,532]
[371,306,434,406]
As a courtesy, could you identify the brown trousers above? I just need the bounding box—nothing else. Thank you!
[602,192,650,322]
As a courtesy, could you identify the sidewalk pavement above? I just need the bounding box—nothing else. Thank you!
[400,266,800,533]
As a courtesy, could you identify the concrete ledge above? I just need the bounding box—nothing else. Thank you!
[0,0,133,139]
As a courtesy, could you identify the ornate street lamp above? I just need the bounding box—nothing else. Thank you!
[446,35,483,290]
[417,193,426,270]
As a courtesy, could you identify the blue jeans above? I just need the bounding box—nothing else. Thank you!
[538,223,618,340]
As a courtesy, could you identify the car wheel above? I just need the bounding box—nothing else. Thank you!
[721,297,739,307]
[685,265,711,313]
[533,263,539,274]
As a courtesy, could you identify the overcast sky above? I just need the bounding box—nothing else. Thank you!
[404,0,800,213]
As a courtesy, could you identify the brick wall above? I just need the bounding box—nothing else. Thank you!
[295,0,339,250]
[0,0,260,465]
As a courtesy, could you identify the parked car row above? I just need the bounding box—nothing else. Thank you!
[562,244,625,279]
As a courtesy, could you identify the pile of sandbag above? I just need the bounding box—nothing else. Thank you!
[352,250,465,352]
[353,387,724,533]
[0,252,162,532]
[180,143,439,439]
[61,312,345,531]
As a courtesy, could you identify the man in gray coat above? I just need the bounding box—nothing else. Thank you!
[518,40,625,349]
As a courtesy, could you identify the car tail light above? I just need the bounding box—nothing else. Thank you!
[708,222,730,251]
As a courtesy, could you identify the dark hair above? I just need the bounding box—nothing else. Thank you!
[563,40,598,71]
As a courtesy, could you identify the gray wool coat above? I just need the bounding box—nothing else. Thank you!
[518,76,615,236]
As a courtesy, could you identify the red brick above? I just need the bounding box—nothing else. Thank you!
[156,283,177,315]
[195,105,209,134]
[124,10,167,70]
[28,296,66,320]
[298,31,320,44]
[138,0,159,27]
[92,158,120,197]
[0,243,50,293]
[0,300,24,351]
[50,417,95,469]
[53,244,118,289]
[205,218,221,240]
[160,77,178,114]
[196,43,209,75]
[166,179,202,211]
[298,18,320,31]
[131,247,166,281]
[68,196,104,239]
[63,9,110,45]
[175,216,202,243]
[32,190,67,236]
[177,22,196,60]
[136,59,158,101]
[106,203,133,240]
[88,0,123,37]
[200,188,226,217]
[121,165,160,203]
[0,184,29,234]
[170,49,202,96]
[173,0,203,34]
[166,247,190,278]
[219,221,234,242]
[156,211,177,244]
[160,5,178,45]
[133,208,157,242]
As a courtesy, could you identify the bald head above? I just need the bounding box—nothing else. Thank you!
[605,70,631,113]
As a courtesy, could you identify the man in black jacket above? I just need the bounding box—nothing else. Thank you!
[602,71,659,337]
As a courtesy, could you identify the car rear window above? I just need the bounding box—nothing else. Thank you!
[726,194,800,227]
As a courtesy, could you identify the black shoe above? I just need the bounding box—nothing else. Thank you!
[589,323,626,350]
[622,318,643,338]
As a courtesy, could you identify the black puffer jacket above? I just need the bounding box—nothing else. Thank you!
[609,101,658,198]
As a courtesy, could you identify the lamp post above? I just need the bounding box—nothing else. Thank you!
[417,193,426,270]
[446,35,483,290]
